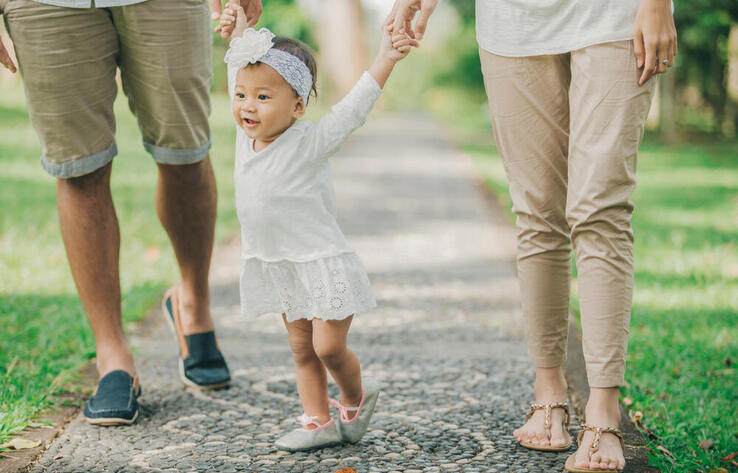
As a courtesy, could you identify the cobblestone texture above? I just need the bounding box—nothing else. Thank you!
[30,114,577,472]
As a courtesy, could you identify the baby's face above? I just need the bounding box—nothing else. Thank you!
[232,64,305,145]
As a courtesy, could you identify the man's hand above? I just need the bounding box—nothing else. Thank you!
[633,0,676,86]
[212,0,262,38]
[383,0,437,41]
[1,35,17,73]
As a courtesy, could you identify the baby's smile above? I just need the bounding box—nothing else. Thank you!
[240,113,260,128]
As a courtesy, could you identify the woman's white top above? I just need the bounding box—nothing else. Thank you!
[228,67,381,321]
[475,0,641,57]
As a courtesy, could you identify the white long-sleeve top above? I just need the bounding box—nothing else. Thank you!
[475,0,643,57]
[229,69,382,262]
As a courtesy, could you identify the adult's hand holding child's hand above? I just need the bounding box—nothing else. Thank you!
[383,0,437,41]
[213,0,261,38]
[383,27,414,63]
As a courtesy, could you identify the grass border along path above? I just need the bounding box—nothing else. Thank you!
[426,86,738,473]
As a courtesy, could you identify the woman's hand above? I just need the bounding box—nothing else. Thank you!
[383,0,437,41]
[215,1,249,39]
[633,0,677,86]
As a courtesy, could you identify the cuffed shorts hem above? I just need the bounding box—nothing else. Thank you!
[42,143,117,178]
[143,139,211,165]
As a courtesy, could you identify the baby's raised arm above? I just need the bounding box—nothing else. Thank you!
[368,25,415,87]
[310,26,414,159]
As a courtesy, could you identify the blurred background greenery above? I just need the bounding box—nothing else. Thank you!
[1,1,736,471]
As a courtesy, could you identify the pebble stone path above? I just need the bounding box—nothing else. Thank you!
[31,114,579,472]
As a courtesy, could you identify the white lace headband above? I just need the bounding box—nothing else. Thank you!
[225,28,313,103]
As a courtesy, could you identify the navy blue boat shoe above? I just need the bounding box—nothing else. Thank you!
[83,370,141,426]
[162,285,231,390]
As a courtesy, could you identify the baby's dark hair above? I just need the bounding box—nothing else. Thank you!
[271,36,318,104]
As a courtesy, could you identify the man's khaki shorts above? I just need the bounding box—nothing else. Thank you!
[2,0,212,178]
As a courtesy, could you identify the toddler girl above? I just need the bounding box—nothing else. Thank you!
[218,3,413,452]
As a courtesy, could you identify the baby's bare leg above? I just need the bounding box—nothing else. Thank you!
[282,315,330,427]
[312,317,362,416]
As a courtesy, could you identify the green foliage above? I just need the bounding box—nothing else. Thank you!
[430,23,483,90]
[672,1,738,134]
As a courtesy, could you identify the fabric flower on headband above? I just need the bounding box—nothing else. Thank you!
[225,27,314,104]
[224,27,275,70]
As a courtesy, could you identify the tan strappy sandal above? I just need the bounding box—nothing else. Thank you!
[564,424,625,472]
[517,401,573,451]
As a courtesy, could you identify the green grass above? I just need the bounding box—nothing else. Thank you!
[0,82,243,449]
[426,86,738,473]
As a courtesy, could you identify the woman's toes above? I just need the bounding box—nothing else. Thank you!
[607,457,619,470]
[575,452,590,468]
[550,428,569,447]
[617,458,626,470]
[591,453,604,468]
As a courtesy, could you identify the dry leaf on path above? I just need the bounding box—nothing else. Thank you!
[334,469,357,473]
[699,439,714,450]
[0,438,42,450]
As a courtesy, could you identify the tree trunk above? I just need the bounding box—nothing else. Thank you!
[724,24,738,138]
[317,0,367,101]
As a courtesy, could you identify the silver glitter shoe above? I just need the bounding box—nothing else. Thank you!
[274,414,342,452]
[330,377,380,444]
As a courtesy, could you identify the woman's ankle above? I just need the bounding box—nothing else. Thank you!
[584,387,621,426]
[533,365,568,401]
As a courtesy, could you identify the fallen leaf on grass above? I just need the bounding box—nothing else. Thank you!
[28,421,54,429]
[630,410,643,427]
[707,468,729,473]
[622,396,633,407]
[0,438,41,450]
[721,452,738,467]
[707,368,735,377]
[699,439,714,450]
[656,445,675,459]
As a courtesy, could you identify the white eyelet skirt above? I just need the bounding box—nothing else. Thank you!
[239,252,377,322]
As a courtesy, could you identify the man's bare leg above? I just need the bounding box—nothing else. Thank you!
[155,157,217,334]
[57,162,135,378]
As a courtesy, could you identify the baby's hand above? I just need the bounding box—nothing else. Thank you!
[379,26,416,63]
[215,1,248,39]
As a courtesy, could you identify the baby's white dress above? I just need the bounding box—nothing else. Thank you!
[228,68,381,322]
